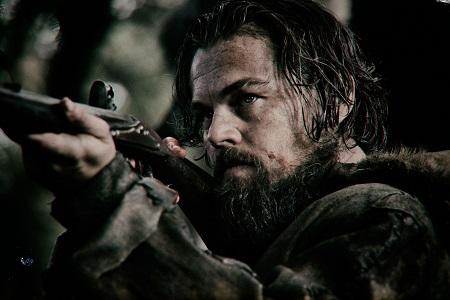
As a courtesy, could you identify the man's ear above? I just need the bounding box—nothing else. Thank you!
[338,77,355,123]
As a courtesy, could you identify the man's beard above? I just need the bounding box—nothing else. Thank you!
[211,141,338,251]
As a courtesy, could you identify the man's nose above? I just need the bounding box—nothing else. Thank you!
[206,108,242,148]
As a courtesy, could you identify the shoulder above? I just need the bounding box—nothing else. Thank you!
[304,183,431,228]
[278,183,433,242]
[257,183,435,272]
[257,183,449,299]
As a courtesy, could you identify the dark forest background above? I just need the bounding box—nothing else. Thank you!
[0,0,449,298]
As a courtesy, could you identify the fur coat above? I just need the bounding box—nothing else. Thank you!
[44,150,450,299]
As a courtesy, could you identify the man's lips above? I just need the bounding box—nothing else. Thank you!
[215,162,256,177]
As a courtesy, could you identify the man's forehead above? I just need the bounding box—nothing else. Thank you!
[190,35,275,99]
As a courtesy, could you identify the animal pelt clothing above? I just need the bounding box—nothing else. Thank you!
[43,150,450,299]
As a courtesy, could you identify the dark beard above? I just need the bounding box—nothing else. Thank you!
[212,141,338,253]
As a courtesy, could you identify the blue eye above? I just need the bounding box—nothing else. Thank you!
[201,112,213,127]
[202,111,213,120]
[193,108,213,129]
[240,94,259,105]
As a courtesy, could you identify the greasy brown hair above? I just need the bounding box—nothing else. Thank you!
[174,0,387,151]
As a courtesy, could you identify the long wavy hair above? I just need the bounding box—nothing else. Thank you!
[174,0,387,151]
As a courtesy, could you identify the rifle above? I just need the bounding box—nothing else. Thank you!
[0,82,162,161]
[0,83,216,226]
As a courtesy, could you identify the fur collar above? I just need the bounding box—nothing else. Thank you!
[331,149,450,249]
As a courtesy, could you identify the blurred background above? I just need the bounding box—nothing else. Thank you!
[0,0,449,298]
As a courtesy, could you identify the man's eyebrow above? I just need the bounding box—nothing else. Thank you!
[191,78,270,108]
[219,78,270,98]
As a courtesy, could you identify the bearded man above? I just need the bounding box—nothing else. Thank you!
[6,0,450,299]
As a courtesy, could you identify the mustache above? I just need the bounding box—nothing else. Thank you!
[212,147,264,177]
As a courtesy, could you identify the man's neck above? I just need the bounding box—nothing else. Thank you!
[336,140,366,164]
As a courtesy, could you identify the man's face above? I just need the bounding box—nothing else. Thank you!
[191,34,316,184]
[190,33,337,248]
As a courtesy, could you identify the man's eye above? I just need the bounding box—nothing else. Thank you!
[194,111,213,127]
[239,94,259,105]
[203,111,214,121]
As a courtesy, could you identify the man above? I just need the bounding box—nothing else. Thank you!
[6,0,450,299]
